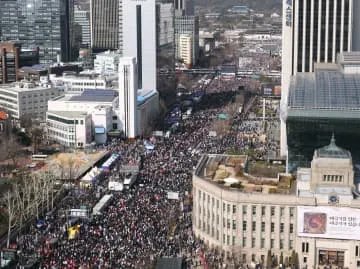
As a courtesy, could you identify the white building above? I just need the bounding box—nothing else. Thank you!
[178,34,193,67]
[118,57,137,138]
[46,72,117,94]
[123,0,156,91]
[137,88,159,136]
[94,51,121,74]
[46,111,92,148]
[193,137,360,268]
[92,105,113,144]
[0,81,62,121]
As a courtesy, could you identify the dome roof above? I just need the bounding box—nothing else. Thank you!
[316,134,351,159]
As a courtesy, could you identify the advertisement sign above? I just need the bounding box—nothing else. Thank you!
[298,206,360,240]
[167,191,180,200]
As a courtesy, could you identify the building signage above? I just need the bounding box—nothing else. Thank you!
[286,0,292,27]
[298,206,360,240]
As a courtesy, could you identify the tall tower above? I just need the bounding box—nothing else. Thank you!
[118,57,138,138]
[90,0,119,52]
[280,0,360,156]
[123,0,156,90]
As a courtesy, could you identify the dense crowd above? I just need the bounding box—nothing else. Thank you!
[14,80,280,269]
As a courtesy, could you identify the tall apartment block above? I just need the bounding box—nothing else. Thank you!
[123,0,156,90]
[0,0,75,63]
[280,0,360,156]
[90,0,119,52]
[0,42,39,84]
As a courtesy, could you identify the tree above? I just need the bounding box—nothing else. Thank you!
[30,127,44,154]
[266,250,272,269]
[3,191,18,247]
[294,253,300,269]
[289,250,296,266]
[0,136,22,166]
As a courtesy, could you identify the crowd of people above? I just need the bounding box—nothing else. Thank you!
[14,80,280,269]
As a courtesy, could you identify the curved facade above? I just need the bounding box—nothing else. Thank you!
[192,152,360,268]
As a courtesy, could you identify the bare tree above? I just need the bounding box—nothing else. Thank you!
[0,136,22,166]
[3,191,18,247]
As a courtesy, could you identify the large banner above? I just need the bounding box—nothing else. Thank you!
[298,206,360,240]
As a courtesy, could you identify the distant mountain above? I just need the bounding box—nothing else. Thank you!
[195,0,282,12]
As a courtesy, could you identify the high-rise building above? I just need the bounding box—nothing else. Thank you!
[281,0,360,156]
[74,6,91,48]
[0,0,75,63]
[178,34,193,67]
[90,0,119,52]
[0,41,39,84]
[118,57,138,138]
[174,0,194,16]
[123,0,156,90]
[175,15,199,66]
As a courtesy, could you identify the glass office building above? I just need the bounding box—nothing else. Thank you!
[0,0,74,63]
[286,65,360,172]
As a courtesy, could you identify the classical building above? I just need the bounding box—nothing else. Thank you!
[193,137,360,268]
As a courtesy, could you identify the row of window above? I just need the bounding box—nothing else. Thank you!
[322,174,343,182]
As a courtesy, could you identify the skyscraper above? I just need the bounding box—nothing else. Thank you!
[90,0,119,52]
[74,6,91,48]
[118,57,138,138]
[174,0,194,16]
[123,0,156,90]
[281,0,360,156]
[0,0,74,63]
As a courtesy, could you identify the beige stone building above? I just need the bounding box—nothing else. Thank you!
[193,136,360,268]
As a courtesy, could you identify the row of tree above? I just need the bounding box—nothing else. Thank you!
[2,172,57,247]
[266,249,300,268]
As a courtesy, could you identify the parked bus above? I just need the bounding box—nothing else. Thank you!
[92,194,113,215]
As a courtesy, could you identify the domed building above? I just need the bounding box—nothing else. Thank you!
[193,135,360,268]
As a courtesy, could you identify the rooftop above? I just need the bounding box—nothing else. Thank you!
[54,89,118,103]
[195,154,293,194]
[315,134,351,159]
[0,81,55,92]
[137,89,158,106]
[47,110,88,118]
[287,71,360,119]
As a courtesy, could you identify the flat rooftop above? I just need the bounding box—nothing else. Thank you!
[287,71,360,119]
[195,154,293,194]
[47,110,88,118]
[53,89,118,103]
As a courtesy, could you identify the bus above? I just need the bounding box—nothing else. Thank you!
[92,194,113,215]
[31,154,48,161]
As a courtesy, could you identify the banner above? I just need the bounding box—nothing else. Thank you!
[297,206,360,240]
[167,192,179,200]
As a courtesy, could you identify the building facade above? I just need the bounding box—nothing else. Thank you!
[123,0,156,91]
[175,16,199,67]
[46,110,92,148]
[193,146,360,268]
[74,6,91,48]
[0,81,62,121]
[0,0,75,63]
[280,0,360,156]
[118,57,137,138]
[93,51,121,74]
[174,0,194,16]
[0,41,39,84]
[90,0,119,52]
[178,34,193,67]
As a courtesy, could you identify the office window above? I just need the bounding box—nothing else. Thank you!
[243,221,247,231]
[242,254,246,262]
[260,238,265,248]
[280,239,284,249]
[290,207,295,217]
[280,207,285,216]
[223,203,226,211]
[233,205,236,214]
[261,206,266,216]
[270,239,274,248]
[227,235,230,245]
[356,245,359,256]
[223,234,226,244]
[252,205,256,215]
[217,214,219,224]
[280,223,284,233]
[232,220,236,230]
[232,236,236,245]
[242,205,247,215]
[289,240,294,250]
[216,230,219,240]
[271,222,275,232]
[302,242,309,253]
[271,206,275,216]
[223,218,226,228]
[227,204,230,213]
[252,221,256,232]
[217,200,219,209]
[261,222,265,232]
[227,219,230,229]
[251,237,256,248]
[242,237,247,247]
[212,197,214,205]
[290,223,294,233]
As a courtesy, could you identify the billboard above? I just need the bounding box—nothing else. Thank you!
[298,206,360,240]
